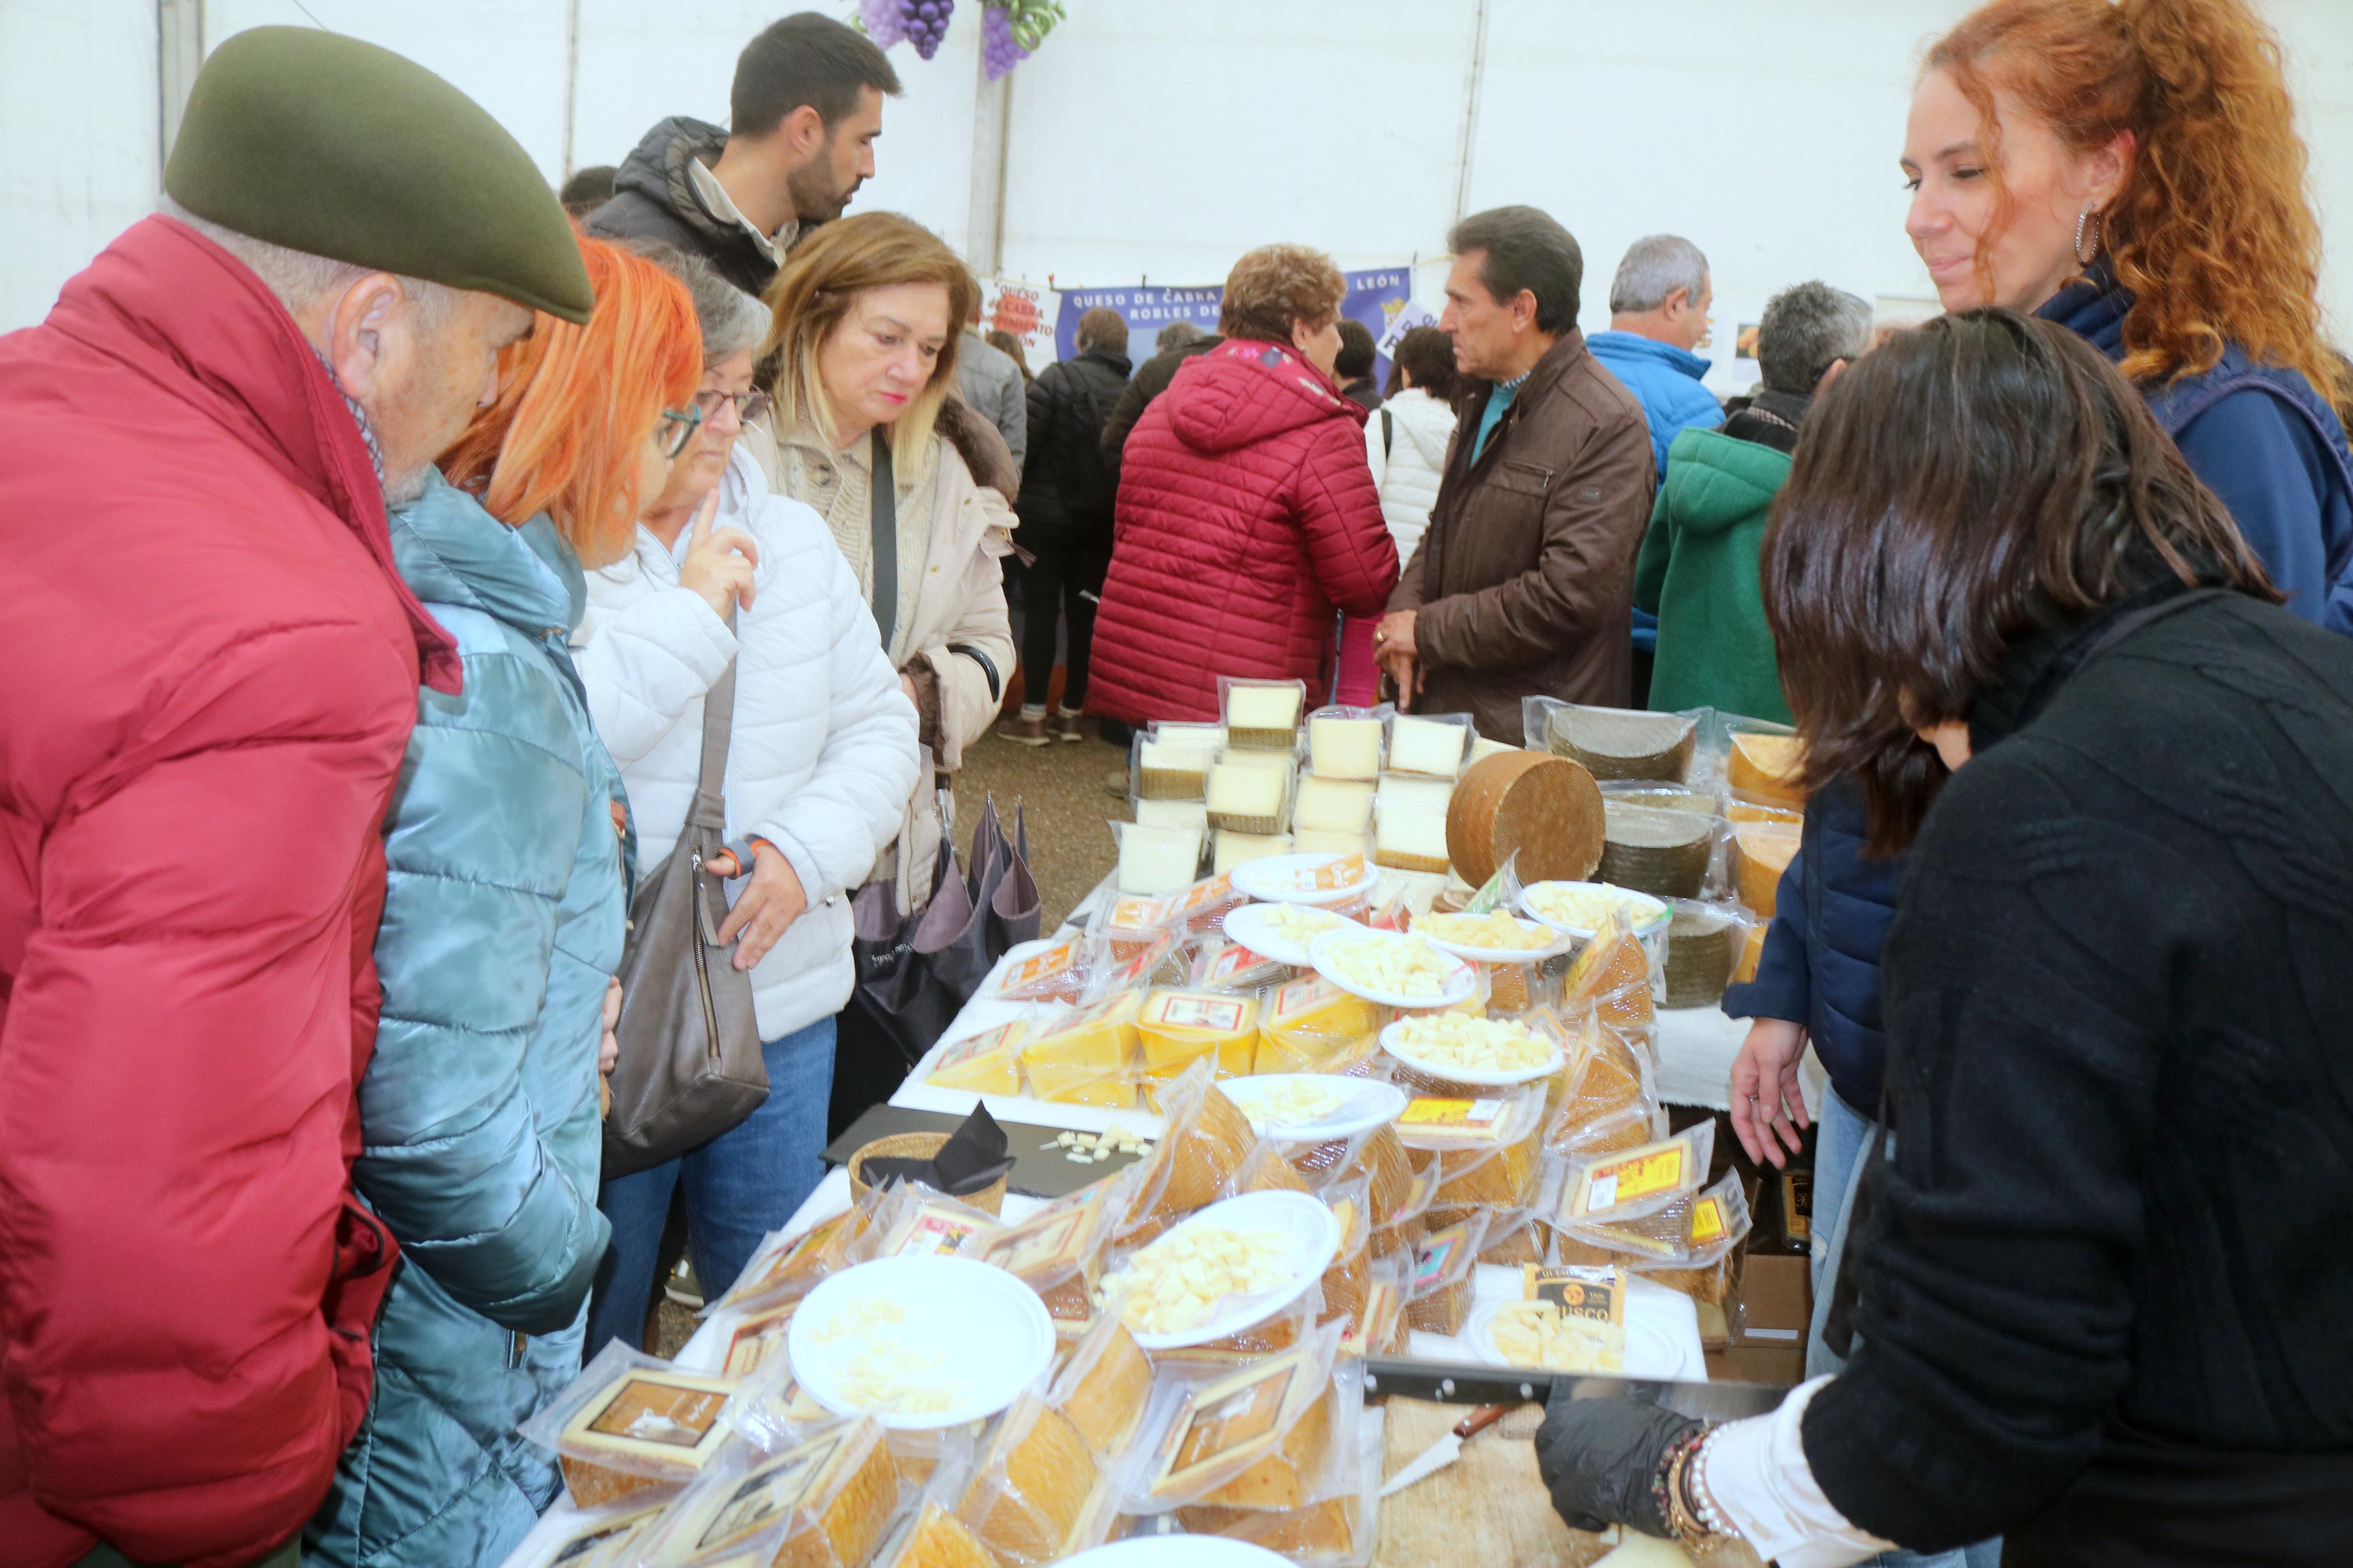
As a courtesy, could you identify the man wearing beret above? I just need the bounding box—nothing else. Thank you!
[0,29,592,1568]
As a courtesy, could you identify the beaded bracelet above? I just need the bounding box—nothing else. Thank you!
[1652,1425,1717,1551]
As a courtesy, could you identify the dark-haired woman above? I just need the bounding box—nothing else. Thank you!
[1541,311,2353,1566]
[1724,0,2353,1496]
[1337,325,1461,706]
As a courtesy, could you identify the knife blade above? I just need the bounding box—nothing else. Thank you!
[1379,1402,1511,1497]
[1361,1356,1793,1423]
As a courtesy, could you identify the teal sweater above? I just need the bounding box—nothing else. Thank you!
[1632,426,1794,723]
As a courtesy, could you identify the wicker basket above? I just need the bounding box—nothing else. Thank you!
[847,1132,1007,1215]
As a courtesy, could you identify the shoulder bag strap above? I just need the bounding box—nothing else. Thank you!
[869,428,899,652]
[690,631,737,833]
[1380,406,1393,458]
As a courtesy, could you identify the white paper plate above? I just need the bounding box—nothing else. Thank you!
[1378,1018,1564,1087]
[1413,913,1578,964]
[1219,901,1355,968]
[787,1256,1054,1430]
[1229,852,1376,907]
[1114,1190,1341,1349]
[1305,927,1478,1010]
[1062,1539,1294,1567]
[1464,1291,1690,1382]
[1517,880,1672,939]
[1218,1073,1408,1140]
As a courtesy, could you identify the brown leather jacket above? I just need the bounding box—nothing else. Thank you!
[1386,329,1655,740]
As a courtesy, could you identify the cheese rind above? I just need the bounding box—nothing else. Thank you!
[1446,749,1606,886]
[1372,785,1451,874]
[1205,760,1290,835]
[1727,730,1807,805]
[1224,680,1306,749]
[1731,822,1802,916]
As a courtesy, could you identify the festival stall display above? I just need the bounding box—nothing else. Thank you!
[503,701,1800,1566]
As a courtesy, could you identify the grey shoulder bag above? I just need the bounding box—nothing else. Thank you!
[602,656,769,1178]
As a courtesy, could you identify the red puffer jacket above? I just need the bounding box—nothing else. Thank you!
[1088,339,1398,723]
[0,217,455,1567]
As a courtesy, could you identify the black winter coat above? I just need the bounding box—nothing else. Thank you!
[1801,582,2353,1564]
[1017,348,1131,541]
[1101,335,1220,481]
[584,117,786,299]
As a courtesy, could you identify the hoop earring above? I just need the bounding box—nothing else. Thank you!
[2075,208,2103,266]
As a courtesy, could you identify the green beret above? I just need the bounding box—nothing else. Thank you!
[165,27,592,324]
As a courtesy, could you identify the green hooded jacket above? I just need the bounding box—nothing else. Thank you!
[1632,426,1794,723]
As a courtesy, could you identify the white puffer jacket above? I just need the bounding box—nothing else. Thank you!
[574,445,922,1041]
[1362,386,1458,566]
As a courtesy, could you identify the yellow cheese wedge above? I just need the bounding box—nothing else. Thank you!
[1138,989,1262,1075]
[1727,731,1807,806]
[1206,762,1290,835]
[890,1502,998,1568]
[961,1400,1099,1564]
[1732,822,1801,918]
[1308,713,1383,780]
[1119,822,1205,896]
[1021,993,1141,1108]
[924,1021,1028,1096]
[1259,976,1381,1059]
[1052,1319,1153,1457]
[1226,681,1305,748]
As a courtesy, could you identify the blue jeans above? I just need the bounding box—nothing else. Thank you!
[585,1015,837,1357]
[1808,1085,2001,1568]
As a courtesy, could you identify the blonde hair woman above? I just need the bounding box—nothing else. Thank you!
[754,212,1017,930]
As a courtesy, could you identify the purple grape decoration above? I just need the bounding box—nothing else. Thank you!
[897,0,952,60]
[858,0,907,50]
[982,5,1030,79]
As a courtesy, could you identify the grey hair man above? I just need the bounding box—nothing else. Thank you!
[1374,203,1657,737]
[0,25,587,1568]
[1589,234,1723,481]
[1633,279,1871,721]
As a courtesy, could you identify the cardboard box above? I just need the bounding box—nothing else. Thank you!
[1734,1252,1811,1348]
[1706,1344,1806,1386]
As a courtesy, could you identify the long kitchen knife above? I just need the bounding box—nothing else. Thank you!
[1361,1356,1794,1423]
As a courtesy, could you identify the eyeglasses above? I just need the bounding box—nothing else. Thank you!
[693,388,772,426]
[655,405,703,458]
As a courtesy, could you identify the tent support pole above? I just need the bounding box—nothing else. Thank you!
[1451,0,1490,229]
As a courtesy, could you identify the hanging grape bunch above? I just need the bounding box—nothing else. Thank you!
[981,6,1028,79]
[858,0,908,49]
[897,0,953,59]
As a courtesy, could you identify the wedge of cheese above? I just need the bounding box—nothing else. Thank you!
[1134,797,1210,831]
[1118,821,1206,897]
[1138,989,1261,1078]
[1294,775,1375,835]
[1373,782,1452,874]
[1308,712,1383,780]
[1732,822,1802,917]
[1050,1317,1153,1457]
[924,1021,1027,1096]
[1212,828,1292,874]
[1387,714,1468,779]
[1727,730,1807,806]
[1021,993,1141,1108]
[556,1367,737,1507]
[1205,760,1291,836]
[1225,681,1305,749]
[1257,976,1381,1065]
[960,1399,1099,1565]
[1136,725,1223,800]
[888,1503,998,1568]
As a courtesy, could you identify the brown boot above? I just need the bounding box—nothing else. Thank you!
[1049,710,1085,742]
[996,712,1052,747]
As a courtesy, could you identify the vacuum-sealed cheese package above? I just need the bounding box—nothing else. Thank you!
[1120,1321,1344,1513]
[956,1393,1116,1563]
[1560,1122,1716,1226]
[519,1339,740,1508]
[630,1413,899,1568]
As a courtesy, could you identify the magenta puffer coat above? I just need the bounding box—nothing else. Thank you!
[1088,338,1399,724]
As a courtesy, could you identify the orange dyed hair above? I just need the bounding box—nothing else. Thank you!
[1926,0,2352,419]
[442,234,701,567]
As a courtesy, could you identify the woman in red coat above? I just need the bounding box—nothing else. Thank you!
[1088,244,1399,724]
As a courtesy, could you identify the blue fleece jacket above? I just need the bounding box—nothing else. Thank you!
[2038,272,2353,627]
[1585,330,1724,481]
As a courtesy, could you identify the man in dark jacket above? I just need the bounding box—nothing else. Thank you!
[1101,323,1220,482]
[1334,318,1383,410]
[586,13,899,297]
[1002,308,1133,744]
[1375,205,1656,738]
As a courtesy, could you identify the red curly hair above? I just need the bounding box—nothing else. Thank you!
[1928,0,2351,417]
[441,234,701,568]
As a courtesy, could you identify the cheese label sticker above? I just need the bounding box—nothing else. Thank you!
[1156,994,1248,1030]
[1000,940,1078,991]
[1108,895,1170,931]
[1524,1264,1627,1325]
[1398,1097,1507,1131]
[586,1376,729,1451]
[1413,1221,1472,1287]
[1205,946,1270,985]
[1272,976,1346,1023]
[897,1208,989,1257]
[934,1022,1019,1069]
[1307,852,1369,891]
[1689,1196,1727,1245]
[1599,1144,1688,1205]
[694,1432,841,1554]
[1169,874,1235,920]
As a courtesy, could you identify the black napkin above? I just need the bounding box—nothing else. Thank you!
[861,1104,1016,1197]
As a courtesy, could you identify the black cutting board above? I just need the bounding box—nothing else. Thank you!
[823,1104,1145,1200]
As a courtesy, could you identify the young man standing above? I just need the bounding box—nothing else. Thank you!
[588,12,902,297]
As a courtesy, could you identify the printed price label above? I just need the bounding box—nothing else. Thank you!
[1398,1097,1506,1131]
[1309,852,1368,891]
[1157,994,1247,1031]
[1000,940,1078,991]
[1525,1264,1627,1324]
[1108,895,1169,931]
[1690,1196,1727,1245]
[1205,945,1270,984]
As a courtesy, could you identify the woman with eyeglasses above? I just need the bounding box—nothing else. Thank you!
[310,236,696,1568]
[572,246,920,1353]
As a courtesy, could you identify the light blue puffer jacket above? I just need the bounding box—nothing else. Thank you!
[308,470,628,1568]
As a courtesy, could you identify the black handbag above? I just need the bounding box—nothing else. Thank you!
[829,798,1039,1138]
[602,657,769,1178]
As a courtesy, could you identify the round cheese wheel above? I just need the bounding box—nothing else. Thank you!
[1445,749,1605,887]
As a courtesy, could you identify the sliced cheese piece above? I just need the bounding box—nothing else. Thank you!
[1138,989,1261,1075]
[889,1502,998,1568]
[1119,822,1205,896]
[1292,827,1372,859]
[556,1367,737,1507]
[1199,1381,1331,1509]
[1308,713,1383,780]
[1212,829,1293,874]
[1133,797,1210,831]
[1225,680,1305,749]
[960,1399,1099,1565]
[1386,714,1469,779]
[1148,1343,1329,1504]
[1548,706,1698,781]
[1467,734,1517,765]
[1205,761,1290,835]
[1050,1318,1153,1457]
[1373,784,1451,874]
[1727,730,1807,805]
[1446,749,1605,886]
[1662,906,1738,1009]
[1731,822,1802,917]
[1736,918,1768,983]
[1294,776,1374,835]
